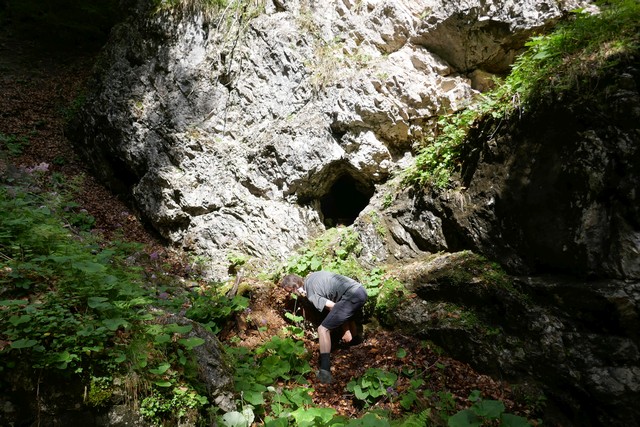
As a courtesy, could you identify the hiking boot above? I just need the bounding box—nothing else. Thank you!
[317,369,332,384]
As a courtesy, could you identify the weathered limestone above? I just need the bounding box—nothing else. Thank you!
[70,0,583,279]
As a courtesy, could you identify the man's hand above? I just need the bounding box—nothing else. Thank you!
[324,300,335,311]
[341,329,352,343]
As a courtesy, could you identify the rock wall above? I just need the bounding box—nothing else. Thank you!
[69,0,584,279]
[384,58,640,280]
[373,46,640,426]
[385,253,640,426]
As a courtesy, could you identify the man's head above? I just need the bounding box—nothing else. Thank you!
[281,274,304,292]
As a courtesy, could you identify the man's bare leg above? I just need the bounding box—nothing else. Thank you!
[317,325,333,383]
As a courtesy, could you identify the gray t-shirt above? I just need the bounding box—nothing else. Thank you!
[304,271,362,312]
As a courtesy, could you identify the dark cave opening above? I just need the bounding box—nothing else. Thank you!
[319,173,374,227]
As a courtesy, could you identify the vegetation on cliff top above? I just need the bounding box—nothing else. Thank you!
[403,0,640,189]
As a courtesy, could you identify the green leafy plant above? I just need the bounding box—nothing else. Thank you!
[0,133,29,156]
[347,368,398,407]
[228,334,311,412]
[0,169,217,426]
[448,390,531,427]
[403,106,478,189]
[140,386,208,425]
[186,291,249,334]
[284,227,362,277]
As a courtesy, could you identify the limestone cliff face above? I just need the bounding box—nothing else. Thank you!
[69,0,583,279]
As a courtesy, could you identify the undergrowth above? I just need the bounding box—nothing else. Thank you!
[403,0,640,189]
[0,161,247,425]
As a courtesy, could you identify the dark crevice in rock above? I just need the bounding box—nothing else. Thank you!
[320,172,374,227]
[295,160,375,228]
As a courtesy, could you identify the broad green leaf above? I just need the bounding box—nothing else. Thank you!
[396,348,407,358]
[88,296,112,310]
[178,337,205,350]
[501,413,532,427]
[72,261,106,274]
[10,338,38,349]
[0,299,26,307]
[154,334,171,344]
[154,380,172,387]
[448,409,482,427]
[242,390,265,406]
[351,413,392,426]
[310,258,322,270]
[9,314,31,326]
[353,385,367,401]
[149,362,171,375]
[103,318,128,331]
[56,351,74,362]
[291,407,337,426]
[473,399,505,419]
[165,323,192,334]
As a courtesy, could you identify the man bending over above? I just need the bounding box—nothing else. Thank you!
[281,270,368,384]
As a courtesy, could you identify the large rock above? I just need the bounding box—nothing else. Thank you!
[364,30,640,427]
[385,252,640,426]
[68,0,584,279]
[383,60,640,279]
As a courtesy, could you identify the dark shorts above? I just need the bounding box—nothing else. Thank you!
[321,286,367,330]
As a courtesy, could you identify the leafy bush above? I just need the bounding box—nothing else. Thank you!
[0,185,153,372]
[0,169,216,426]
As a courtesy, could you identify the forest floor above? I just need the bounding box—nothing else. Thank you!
[0,27,535,422]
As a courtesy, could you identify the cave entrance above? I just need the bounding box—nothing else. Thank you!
[319,173,374,228]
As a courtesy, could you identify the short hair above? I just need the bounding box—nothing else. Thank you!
[281,274,303,291]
